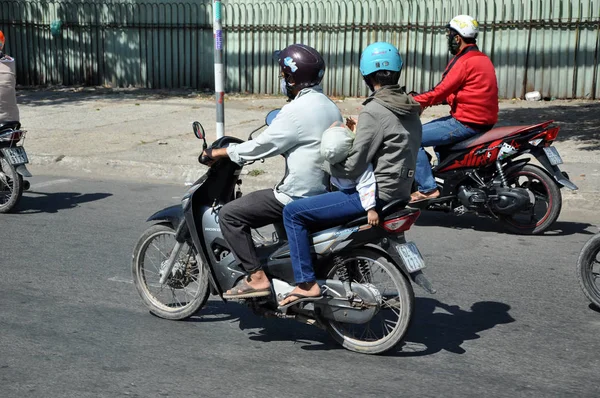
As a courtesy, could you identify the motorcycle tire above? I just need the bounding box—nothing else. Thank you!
[500,164,562,235]
[576,233,600,308]
[0,157,23,213]
[132,223,210,320]
[318,248,414,355]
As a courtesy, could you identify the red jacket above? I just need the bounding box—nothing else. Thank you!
[414,45,499,128]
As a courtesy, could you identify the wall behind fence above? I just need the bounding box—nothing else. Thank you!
[1,0,599,98]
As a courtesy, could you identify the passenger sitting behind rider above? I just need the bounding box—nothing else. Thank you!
[322,123,379,226]
[410,15,499,202]
[200,44,343,299]
[278,42,422,308]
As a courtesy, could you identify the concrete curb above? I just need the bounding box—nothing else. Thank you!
[27,152,600,213]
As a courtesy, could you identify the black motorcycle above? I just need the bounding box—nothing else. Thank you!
[0,121,31,213]
[131,110,436,354]
[577,231,600,308]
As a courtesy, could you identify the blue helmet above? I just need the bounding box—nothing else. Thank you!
[359,42,403,76]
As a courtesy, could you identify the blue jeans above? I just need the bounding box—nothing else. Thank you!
[283,190,365,284]
[415,115,480,193]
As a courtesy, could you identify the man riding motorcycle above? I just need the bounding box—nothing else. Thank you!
[0,30,20,124]
[410,15,499,202]
[200,44,343,299]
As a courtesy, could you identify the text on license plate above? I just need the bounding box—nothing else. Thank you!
[1,147,29,165]
[543,147,563,165]
[395,242,425,272]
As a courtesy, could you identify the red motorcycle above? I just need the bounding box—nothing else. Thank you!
[412,120,577,234]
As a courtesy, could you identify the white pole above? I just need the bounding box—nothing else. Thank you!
[213,0,224,138]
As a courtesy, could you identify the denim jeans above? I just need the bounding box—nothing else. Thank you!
[283,190,366,284]
[415,115,479,193]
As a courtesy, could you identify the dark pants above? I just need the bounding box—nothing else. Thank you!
[218,189,285,273]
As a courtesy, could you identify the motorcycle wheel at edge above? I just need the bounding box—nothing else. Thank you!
[132,223,210,320]
[0,157,23,213]
[577,233,600,309]
[500,164,562,235]
[318,248,414,355]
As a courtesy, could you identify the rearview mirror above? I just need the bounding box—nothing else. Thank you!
[265,109,280,126]
[192,121,205,140]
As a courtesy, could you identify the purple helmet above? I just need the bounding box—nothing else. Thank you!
[275,44,325,90]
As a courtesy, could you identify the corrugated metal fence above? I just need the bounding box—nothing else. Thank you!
[1,0,599,98]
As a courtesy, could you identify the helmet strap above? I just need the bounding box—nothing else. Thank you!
[448,31,462,55]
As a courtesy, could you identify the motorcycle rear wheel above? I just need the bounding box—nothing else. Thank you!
[132,223,210,320]
[577,233,600,308]
[500,164,561,235]
[319,248,414,355]
[0,157,23,213]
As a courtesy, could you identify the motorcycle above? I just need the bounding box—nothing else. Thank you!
[131,110,436,354]
[0,121,31,213]
[411,120,578,234]
[577,231,600,308]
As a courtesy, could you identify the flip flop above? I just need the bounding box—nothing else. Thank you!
[222,278,271,299]
[277,292,323,311]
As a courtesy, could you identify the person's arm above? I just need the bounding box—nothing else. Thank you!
[413,60,467,108]
[356,165,379,226]
[356,164,376,211]
[324,110,383,179]
[202,110,299,164]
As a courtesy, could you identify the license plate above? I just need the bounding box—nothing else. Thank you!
[395,242,425,272]
[1,147,29,165]
[543,146,563,166]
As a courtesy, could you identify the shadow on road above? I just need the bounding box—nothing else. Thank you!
[185,297,515,356]
[392,298,515,357]
[415,211,595,237]
[15,191,113,214]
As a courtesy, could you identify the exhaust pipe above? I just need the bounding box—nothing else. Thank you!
[22,180,30,191]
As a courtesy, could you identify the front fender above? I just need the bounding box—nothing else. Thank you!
[147,204,183,227]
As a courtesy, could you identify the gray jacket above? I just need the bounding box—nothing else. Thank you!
[324,85,422,203]
[227,86,343,204]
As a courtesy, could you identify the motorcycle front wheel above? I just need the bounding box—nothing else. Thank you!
[577,233,600,308]
[132,223,210,320]
[320,248,414,355]
[0,157,23,213]
[500,164,562,235]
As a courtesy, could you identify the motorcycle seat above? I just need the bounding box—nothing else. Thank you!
[444,120,554,151]
[0,121,21,132]
[344,198,413,227]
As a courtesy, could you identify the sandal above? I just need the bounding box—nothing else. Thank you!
[410,189,440,203]
[277,292,323,311]
[222,278,271,299]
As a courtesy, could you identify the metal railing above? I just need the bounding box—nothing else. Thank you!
[1,0,599,98]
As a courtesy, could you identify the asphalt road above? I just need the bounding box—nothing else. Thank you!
[1,175,599,398]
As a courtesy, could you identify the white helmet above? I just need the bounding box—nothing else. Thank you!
[448,15,479,39]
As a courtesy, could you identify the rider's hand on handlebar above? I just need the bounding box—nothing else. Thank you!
[200,148,228,166]
[367,209,379,226]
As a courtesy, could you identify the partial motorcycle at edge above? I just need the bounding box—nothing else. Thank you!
[0,121,31,213]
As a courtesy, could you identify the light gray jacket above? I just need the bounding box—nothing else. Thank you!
[227,86,343,204]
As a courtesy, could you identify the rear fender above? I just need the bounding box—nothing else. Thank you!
[532,149,578,190]
[364,242,436,294]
